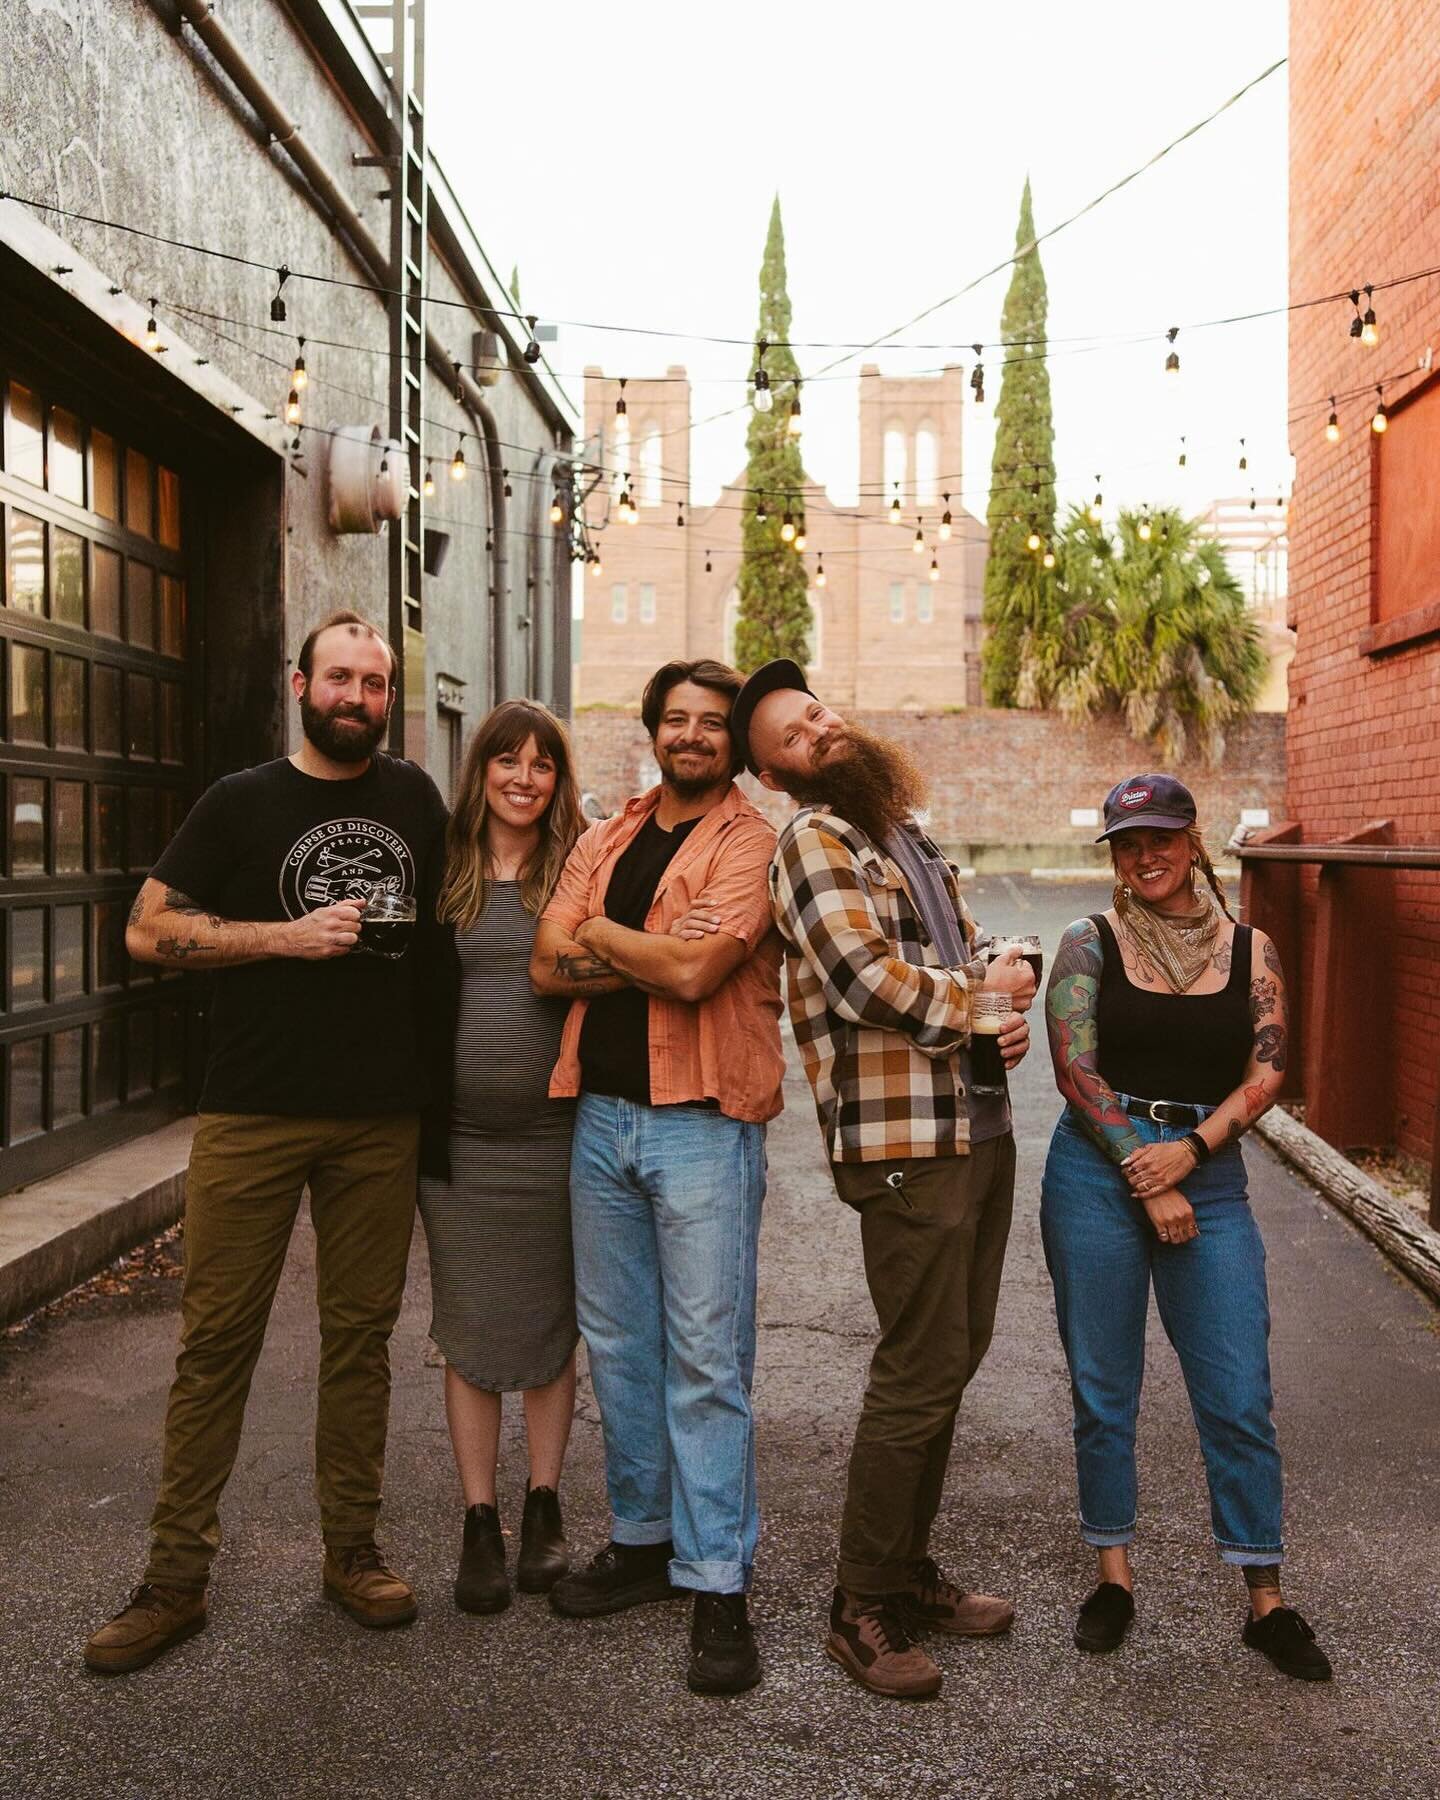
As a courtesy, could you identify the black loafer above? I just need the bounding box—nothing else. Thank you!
[1242,1606,1333,1682]
[1074,1581,1135,1653]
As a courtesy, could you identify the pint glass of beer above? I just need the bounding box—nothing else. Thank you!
[968,989,1013,1095]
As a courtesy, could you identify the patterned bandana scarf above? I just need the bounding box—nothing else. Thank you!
[1119,879,1224,993]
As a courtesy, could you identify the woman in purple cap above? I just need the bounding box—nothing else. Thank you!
[1040,773,1331,1682]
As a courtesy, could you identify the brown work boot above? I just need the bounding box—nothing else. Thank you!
[83,1582,208,1675]
[900,1555,1016,1638]
[825,1587,942,1699]
[323,1543,418,1628]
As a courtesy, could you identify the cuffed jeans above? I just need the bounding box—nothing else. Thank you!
[569,1094,764,1595]
[830,1135,1016,1596]
[145,1111,420,1590]
[1039,1105,1284,1566]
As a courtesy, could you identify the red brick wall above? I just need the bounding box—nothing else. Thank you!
[1289,0,1440,1160]
[571,708,1285,857]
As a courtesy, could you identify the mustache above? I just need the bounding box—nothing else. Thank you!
[666,741,716,757]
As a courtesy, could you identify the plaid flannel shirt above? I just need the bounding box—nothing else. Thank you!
[769,805,990,1163]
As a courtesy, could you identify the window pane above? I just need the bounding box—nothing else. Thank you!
[127,1008,155,1097]
[94,664,123,754]
[10,642,48,743]
[92,1018,121,1110]
[127,562,156,648]
[8,511,45,614]
[127,785,156,871]
[52,527,86,626]
[50,407,86,504]
[54,905,85,999]
[127,673,155,759]
[55,781,86,871]
[92,544,122,638]
[53,655,86,751]
[159,574,186,658]
[158,682,183,762]
[157,467,182,549]
[94,898,128,989]
[157,786,181,850]
[6,382,44,488]
[125,447,154,537]
[11,779,46,873]
[11,908,45,1008]
[95,785,124,870]
[889,582,905,624]
[8,1037,44,1141]
[92,429,119,520]
[53,1027,85,1124]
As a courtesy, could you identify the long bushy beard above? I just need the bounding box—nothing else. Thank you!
[771,723,927,845]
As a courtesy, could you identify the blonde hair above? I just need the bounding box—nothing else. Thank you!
[1111,824,1233,919]
[437,700,583,930]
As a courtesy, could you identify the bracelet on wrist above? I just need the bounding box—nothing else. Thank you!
[1181,1130,1211,1165]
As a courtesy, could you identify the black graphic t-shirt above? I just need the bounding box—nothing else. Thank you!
[151,754,448,1117]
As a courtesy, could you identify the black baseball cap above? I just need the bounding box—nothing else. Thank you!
[1095,773,1197,842]
[729,658,814,776]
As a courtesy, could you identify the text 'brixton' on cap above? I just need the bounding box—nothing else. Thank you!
[1095,773,1198,842]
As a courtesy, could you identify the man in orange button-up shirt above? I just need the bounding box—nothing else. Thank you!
[529,658,783,1698]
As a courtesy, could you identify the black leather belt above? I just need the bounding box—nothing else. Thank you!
[1123,1097,1204,1127]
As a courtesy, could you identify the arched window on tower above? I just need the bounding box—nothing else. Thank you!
[640,428,662,507]
[914,423,938,506]
[883,425,906,506]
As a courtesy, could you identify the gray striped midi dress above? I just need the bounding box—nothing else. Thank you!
[417,883,577,1391]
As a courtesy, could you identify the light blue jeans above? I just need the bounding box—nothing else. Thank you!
[570,1093,765,1594]
[1039,1104,1284,1566]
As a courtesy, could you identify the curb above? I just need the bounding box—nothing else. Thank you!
[0,1119,195,1330]
[1255,1108,1440,1305]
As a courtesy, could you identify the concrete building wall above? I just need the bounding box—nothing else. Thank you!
[1288,0,1440,1162]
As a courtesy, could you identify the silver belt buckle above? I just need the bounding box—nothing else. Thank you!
[1148,1100,1174,1123]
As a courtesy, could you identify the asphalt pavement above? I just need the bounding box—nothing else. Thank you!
[1,877,1438,1800]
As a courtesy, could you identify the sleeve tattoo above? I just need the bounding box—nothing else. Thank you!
[1044,920,1143,1165]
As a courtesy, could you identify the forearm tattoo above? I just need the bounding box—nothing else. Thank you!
[1045,920,1142,1164]
[164,886,224,928]
[553,948,619,994]
[127,890,146,926]
[155,936,212,961]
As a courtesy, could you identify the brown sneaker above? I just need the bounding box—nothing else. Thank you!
[900,1556,1015,1638]
[323,1543,418,1628]
[825,1587,942,1699]
[83,1582,208,1675]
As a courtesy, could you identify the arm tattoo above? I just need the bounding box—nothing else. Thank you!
[127,891,146,926]
[1045,920,1142,1164]
[1254,1022,1288,1071]
[553,948,619,993]
[1212,938,1232,974]
[155,935,212,961]
[1263,939,1283,978]
[1248,976,1278,1025]
[163,886,224,928]
[1244,1080,1270,1117]
[1243,1565,1282,1594]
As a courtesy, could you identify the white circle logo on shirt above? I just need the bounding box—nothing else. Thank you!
[279,818,414,918]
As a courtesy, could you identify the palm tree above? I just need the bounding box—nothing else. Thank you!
[991,506,1265,764]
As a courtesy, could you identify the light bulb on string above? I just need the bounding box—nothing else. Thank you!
[285,387,302,426]
[1138,508,1153,542]
[1348,291,1365,341]
[1361,285,1379,347]
[422,461,435,497]
[292,337,308,390]
[929,556,941,583]
[1042,548,1056,570]
[780,508,796,543]
[1371,387,1388,433]
[794,526,807,552]
[502,468,513,499]
[451,435,467,481]
[615,379,627,418]
[1026,529,1041,552]
[752,339,772,412]
[269,266,289,323]
[1164,326,1180,374]
[940,494,952,540]
[591,549,603,578]
[549,493,565,525]
[815,555,827,588]
[704,551,713,574]
[913,523,925,555]
[144,299,160,352]
[754,492,768,524]
[676,504,686,528]
[1089,478,1103,524]
[969,346,985,406]
[1325,399,1340,443]
[1238,439,1247,472]
[889,484,902,524]
[1178,436,1187,468]
[787,386,803,436]
[523,315,542,365]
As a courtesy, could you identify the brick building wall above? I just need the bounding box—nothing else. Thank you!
[1288,0,1440,1161]
[570,708,1285,863]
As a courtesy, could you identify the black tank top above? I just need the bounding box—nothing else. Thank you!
[1092,914,1252,1105]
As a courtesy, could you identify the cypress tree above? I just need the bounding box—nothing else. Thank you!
[734,196,812,672]
[981,178,1056,705]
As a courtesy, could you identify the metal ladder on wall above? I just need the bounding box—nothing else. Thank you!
[357,0,427,759]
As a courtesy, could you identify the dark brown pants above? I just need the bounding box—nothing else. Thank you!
[831,1135,1016,1595]
[145,1111,420,1590]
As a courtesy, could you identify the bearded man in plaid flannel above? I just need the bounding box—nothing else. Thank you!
[729,660,1036,1701]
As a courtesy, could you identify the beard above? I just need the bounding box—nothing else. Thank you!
[300,691,389,763]
[656,741,728,800]
[769,722,927,845]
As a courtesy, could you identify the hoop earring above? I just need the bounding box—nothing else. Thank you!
[1112,878,1131,915]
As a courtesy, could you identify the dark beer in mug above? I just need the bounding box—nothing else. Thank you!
[355,892,416,960]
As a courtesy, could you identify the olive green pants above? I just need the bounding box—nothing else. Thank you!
[831,1135,1016,1596]
[145,1111,420,1590]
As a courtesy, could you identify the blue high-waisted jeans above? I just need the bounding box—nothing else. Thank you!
[1039,1103,1284,1566]
[569,1093,765,1595]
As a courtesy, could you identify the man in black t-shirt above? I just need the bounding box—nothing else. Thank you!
[84,611,447,1676]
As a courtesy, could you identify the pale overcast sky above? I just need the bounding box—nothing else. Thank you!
[426,0,1292,522]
